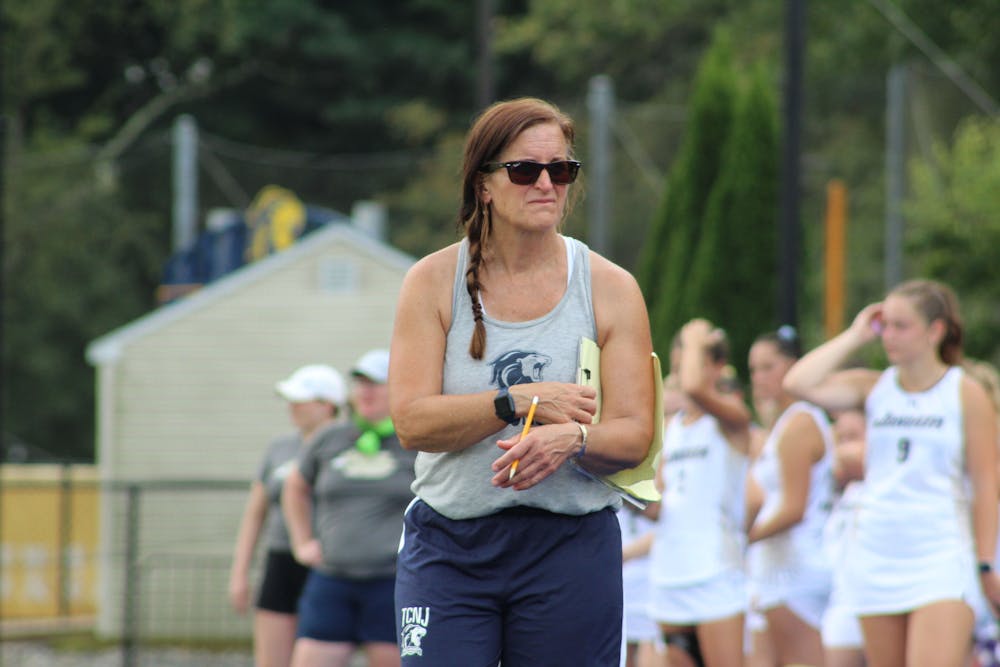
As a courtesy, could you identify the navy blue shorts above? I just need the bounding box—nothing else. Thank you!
[296,570,397,644]
[395,500,623,666]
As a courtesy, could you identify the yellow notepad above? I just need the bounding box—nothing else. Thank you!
[574,337,663,506]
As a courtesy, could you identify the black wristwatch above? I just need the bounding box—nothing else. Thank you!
[493,388,518,425]
[979,561,994,575]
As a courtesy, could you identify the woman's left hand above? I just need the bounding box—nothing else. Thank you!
[491,423,581,491]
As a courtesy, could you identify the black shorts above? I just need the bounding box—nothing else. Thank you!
[256,550,310,614]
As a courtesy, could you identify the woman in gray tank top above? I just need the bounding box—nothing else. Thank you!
[389,97,655,666]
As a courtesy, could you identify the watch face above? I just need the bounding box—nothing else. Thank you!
[495,389,516,423]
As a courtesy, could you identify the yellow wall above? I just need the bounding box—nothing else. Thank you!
[0,465,99,619]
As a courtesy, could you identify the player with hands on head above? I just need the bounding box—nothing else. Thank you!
[783,279,1000,667]
[648,319,751,667]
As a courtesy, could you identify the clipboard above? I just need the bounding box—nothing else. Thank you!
[572,337,664,507]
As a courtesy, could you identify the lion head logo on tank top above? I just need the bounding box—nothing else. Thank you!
[489,350,552,388]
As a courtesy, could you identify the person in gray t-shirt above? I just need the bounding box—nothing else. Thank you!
[228,364,347,667]
[284,349,416,667]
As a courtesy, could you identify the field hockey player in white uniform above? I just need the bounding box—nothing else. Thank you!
[649,319,751,667]
[963,358,1000,667]
[747,326,835,667]
[821,407,867,667]
[784,279,1000,667]
[619,506,662,667]
[743,393,779,667]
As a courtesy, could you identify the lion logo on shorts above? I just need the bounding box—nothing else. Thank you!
[400,606,430,657]
[401,625,426,656]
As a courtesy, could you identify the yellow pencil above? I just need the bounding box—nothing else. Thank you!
[509,395,539,481]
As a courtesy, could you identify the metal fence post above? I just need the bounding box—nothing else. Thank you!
[58,463,72,618]
[122,483,141,667]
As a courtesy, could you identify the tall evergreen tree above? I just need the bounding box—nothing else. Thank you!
[684,65,779,377]
[639,33,737,357]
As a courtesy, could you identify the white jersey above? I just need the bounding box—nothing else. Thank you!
[650,411,747,586]
[749,401,835,592]
[845,365,977,614]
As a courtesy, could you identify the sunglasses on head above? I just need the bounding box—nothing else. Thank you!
[480,160,582,185]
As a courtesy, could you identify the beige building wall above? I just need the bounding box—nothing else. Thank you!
[87,223,415,638]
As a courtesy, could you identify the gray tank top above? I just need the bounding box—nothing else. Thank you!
[411,236,619,519]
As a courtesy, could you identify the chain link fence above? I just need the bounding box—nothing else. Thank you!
[1,471,259,666]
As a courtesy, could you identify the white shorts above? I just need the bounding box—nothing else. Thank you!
[649,568,746,625]
[845,543,979,617]
[753,565,831,629]
[822,572,863,648]
[624,609,660,643]
[623,558,657,642]
[821,601,863,649]
[623,558,658,642]
[746,607,767,633]
[759,588,829,630]
[745,576,768,632]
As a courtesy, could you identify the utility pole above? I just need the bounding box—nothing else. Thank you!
[885,64,907,290]
[172,115,198,253]
[778,0,805,328]
[587,75,614,257]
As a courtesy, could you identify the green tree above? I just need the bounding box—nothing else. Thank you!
[0,0,514,460]
[684,65,779,376]
[904,116,1000,364]
[6,0,1000,460]
[796,0,1000,344]
[4,153,164,461]
[639,34,738,358]
[497,0,732,101]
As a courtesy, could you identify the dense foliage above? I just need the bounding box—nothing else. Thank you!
[682,65,779,378]
[639,34,738,356]
[905,118,1000,366]
[3,0,998,459]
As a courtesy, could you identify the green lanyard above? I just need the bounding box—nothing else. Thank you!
[352,415,395,455]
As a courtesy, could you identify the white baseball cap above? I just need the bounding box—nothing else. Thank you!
[275,365,347,405]
[351,349,390,384]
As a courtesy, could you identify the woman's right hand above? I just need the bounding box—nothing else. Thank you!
[293,539,323,568]
[228,575,250,614]
[847,301,884,345]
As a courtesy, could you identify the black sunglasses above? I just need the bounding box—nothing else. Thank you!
[480,160,582,185]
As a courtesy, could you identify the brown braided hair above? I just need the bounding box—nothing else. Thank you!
[889,279,964,365]
[458,98,578,359]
